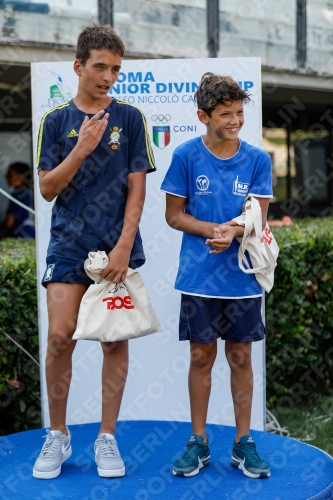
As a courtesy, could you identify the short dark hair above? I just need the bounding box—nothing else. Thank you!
[8,162,32,188]
[194,72,252,116]
[8,162,30,176]
[76,23,125,65]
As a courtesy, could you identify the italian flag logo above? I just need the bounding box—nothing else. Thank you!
[153,126,170,149]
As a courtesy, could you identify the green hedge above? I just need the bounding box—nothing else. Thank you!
[0,239,41,435]
[266,218,333,408]
[0,219,332,434]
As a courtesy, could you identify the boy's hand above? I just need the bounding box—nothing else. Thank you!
[76,110,109,158]
[100,244,130,283]
[205,225,237,254]
[224,220,238,226]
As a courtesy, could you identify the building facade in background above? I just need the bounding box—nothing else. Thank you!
[0,0,332,218]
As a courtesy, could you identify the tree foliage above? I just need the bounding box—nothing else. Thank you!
[0,239,40,435]
[266,218,333,408]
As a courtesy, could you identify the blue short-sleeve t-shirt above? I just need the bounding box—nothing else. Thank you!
[7,186,35,238]
[37,99,155,262]
[160,137,273,298]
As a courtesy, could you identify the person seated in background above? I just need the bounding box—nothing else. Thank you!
[0,162,35,238]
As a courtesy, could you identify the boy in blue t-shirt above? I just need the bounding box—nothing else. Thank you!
[33,24,155,480]
[161,72,272,479]
[0,162,35,238]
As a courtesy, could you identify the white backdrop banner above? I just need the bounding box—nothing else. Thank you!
[31,57,266,430]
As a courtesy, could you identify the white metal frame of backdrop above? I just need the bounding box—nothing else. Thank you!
[31,57,266,430]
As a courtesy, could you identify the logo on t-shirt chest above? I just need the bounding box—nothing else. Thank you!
[108,126,122,150]
[67,128,79,138]
[195,175,212,195]
[232,175,249,197]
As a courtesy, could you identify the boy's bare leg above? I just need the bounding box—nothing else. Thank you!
[225,340,253,442]
[99,340,128,436]
[46,282,87,434]
[189,340,217,442]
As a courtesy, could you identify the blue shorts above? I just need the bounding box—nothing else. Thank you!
[41,255,144,288]
[179,294,266,344]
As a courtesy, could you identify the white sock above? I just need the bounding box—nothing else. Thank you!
[102,432,114,440]
[49,428,69,437]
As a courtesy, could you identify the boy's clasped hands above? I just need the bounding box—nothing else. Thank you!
[206,220,239,254]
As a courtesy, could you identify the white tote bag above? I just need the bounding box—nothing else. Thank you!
[232,196,279,293]
[73,251,162,342]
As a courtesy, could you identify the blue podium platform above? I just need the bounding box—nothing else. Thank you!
[1,421,333,500]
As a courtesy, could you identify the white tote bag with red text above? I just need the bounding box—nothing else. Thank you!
[73,251,162,342]
[232,196,279,293]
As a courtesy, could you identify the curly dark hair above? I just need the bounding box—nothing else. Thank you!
[194,72,252,116]
[76,24,125,65]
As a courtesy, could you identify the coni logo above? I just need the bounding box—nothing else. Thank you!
[196,175,209,191]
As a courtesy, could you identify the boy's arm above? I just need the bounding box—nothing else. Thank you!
[4,214,15,228]
[165,193,240,253]
[223,197,269,230]
[257,197,269,229]
[207,196,269,254]
[99,107,154,283]
[39,110,109,202]
[100,171,146,283]
[166,194,269,255]
[165,193,216,237]
[0,214,15,229]
[0,196,22,229]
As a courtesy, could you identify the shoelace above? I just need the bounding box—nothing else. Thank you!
[97,436,116,458]
[239,441,265,466]
[41,430,62,458]
[179,442,204,463]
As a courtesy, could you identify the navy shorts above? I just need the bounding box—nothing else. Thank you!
[41,255,144,288]
[179,294,266,344]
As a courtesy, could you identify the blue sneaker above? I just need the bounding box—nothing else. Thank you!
[231,435,270,478]
[173,435,210,477]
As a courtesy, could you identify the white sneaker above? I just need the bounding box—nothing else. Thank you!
[33,429,72,479]
[94,433,125,477]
